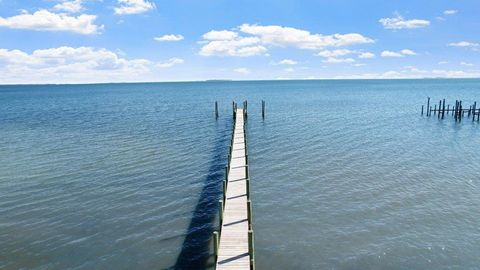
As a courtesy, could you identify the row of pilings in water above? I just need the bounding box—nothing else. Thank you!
[214,100,266,120]
[422,97,479,122]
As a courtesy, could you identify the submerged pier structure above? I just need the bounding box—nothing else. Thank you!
[213,102,255,270]
[422,97,480,122]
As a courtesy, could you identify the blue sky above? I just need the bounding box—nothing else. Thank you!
[0,0,479,83]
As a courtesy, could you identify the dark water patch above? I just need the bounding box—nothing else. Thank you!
[174,119,230,270]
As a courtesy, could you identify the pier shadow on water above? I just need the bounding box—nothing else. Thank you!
[173,119,229,270]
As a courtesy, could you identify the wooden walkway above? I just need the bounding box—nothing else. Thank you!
[215,108,253,270]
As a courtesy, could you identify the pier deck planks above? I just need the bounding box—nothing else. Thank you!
[216,109,250,270]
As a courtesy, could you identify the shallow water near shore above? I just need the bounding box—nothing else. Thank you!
[1,79,480,269]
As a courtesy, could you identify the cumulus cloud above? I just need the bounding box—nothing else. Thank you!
[202,30,238,40]
[156,57,184,68]
[199,24,373,57]
[358,52,375,59]
[460,61,474,67]
[381,49,416,57]
[448,41,479,48]
[0,9,102,34]
[199,35,267,57]
[322,57,355,64]
[400,49,416,55]
[115,0,155,15]
[234,67,250,74]
[431,69,480,78]
[443,10,457,15]
[54,0,85,13]
[0,46,158,83]
[379,15,430,29]
[238,24,373,49]
[404,66,427,73]
[154,34,184,42]
[279,59,297,65]
[336,69,480,79]
[381,51,403,57]
[316,49,353,58]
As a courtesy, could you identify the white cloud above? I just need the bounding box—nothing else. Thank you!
[381,49,416,57]
[279,59,297,65]
[239,24,373,49]
[337,68,480,79]
[54,0,84,13]
[353,63,366,67]
[316,50,376,60]
[199,24,373,57]
[460,61,474,67]
[0,9,101,34]
[202,30,238,40]
[157,58,184,68]
[400,49,416,55]
[322,57,355,64]
[316,49,353,57]
[0,46,153,84]
[115,0,155,15]
[431,69,480,78]
[379,15,430,29]
[448,41,479,47]
[438,61,448,65]
[283,67,295,72]
[358,52,375,59]
[443,10,457,15]
[154,34,184,42]
[404,66,427,73]
[234,67,250,74]
[381,50,403,57]
[199,36,267,57]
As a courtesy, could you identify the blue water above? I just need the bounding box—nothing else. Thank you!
[1,80,479,270]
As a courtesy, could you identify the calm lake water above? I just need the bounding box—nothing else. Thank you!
[1,80,479,270]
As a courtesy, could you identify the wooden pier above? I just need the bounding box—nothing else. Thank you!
[213,102,254,270]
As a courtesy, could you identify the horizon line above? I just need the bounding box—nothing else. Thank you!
[1,77,479,86]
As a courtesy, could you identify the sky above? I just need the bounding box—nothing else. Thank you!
[0,0,479,84]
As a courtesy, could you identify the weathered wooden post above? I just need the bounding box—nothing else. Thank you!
[421,105,424,116]
[442,99,445,119]
[247,200,253,230]
[218,200,224,226]
[426,97,430,116]
[232,101,236,119]
[438,100,441,119]
[454,101,458,121]
[459,101,463,122]
[223,180,227,201]
[215,101,219,119]
[473,102,477,122]
[213,231,219,257]
[248,230,255,270]
[447,104,450,115]
[434,104,437,116]
[262,100,265,119]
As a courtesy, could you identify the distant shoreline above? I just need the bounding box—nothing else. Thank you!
[0,77,479,86]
